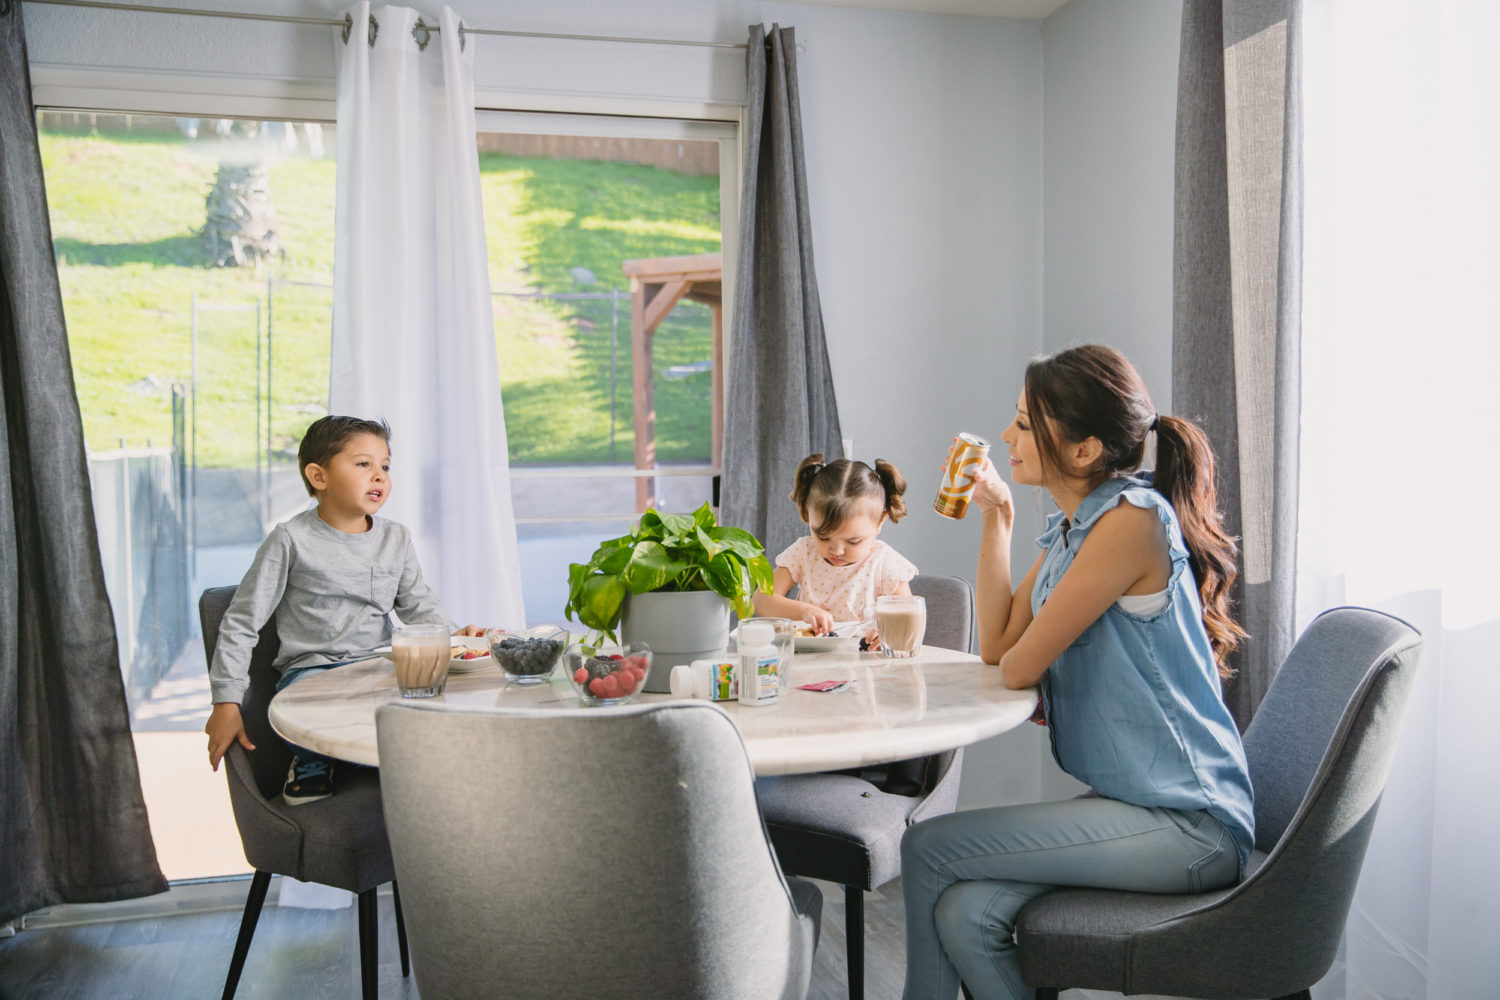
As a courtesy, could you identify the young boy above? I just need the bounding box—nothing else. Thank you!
[204,415,480,804]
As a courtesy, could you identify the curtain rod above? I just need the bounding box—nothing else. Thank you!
[21,0,751,49]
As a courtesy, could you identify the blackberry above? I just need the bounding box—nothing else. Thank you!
[584,656,619,682]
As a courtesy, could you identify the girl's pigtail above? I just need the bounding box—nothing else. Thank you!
[872,459,908,522]
[790,453,826,523]
[1153,415,1248,677]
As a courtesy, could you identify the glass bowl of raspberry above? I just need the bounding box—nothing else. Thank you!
[564,640,652,706]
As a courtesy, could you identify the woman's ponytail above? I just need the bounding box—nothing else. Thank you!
[873,459,908,522]
[1153,415,1247,676]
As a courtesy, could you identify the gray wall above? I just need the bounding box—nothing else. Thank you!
[955,0,1182,810]
[1041,0,1181,397]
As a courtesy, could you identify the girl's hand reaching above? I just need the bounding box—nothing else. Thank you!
[799,604,835,636]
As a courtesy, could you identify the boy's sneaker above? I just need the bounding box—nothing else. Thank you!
[283,758,334,805]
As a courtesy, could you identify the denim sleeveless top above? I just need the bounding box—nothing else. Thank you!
[1033,474,1255,873]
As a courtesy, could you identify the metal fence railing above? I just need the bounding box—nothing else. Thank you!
[87,424,190,710]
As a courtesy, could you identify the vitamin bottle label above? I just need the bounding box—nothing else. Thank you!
[754,654,779,701]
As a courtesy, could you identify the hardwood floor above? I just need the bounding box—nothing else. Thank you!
[808,878,909,1000]
[0,877,907,999]
[0,877,1162,999]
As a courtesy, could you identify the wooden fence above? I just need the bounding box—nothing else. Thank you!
[476,132,720,176]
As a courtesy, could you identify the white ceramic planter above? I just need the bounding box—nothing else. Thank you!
[620,589,732,693]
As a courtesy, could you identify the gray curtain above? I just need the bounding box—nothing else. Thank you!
[1,0,166,922]
[722,24,843,561]
[1172,0,1302,729]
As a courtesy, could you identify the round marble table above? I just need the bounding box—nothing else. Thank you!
[267,644,1038,776]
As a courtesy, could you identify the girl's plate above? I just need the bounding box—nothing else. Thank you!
[792,634,858,652]
[732,621,865,652]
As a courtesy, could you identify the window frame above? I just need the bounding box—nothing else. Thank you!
[473,109,739,522]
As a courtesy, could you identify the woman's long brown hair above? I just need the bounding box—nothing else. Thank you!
[1024,345,1247,675]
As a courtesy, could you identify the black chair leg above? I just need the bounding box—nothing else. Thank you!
[357,887,378,1000]
[222,869,271,1000]
[1274,993,1312,1000]
[844,885,864,1000]
[1033,990,1060,1000]
[392,880,410,977]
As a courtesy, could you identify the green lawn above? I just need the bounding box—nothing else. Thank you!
[40,123,721,467]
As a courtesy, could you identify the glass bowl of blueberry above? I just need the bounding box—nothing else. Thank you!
[487,625,567,685]
[564,640,652,706]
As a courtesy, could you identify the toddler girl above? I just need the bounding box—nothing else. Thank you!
[753,454,917,638]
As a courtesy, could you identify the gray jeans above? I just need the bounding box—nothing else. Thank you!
[900,795,1240,1000]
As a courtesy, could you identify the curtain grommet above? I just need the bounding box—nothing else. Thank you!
[340,10,351,44]
[368,13,379,47]
[412,16,431,51]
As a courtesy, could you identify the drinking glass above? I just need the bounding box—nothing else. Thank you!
[392,623,451,697]
[737,617,795,696]
[875,595,926,658]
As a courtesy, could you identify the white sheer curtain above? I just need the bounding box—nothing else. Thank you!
[1301,2,1500,997]
[331,2,524,627]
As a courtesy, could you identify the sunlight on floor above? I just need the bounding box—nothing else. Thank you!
[132,638,250,881]
[133,731,250,880]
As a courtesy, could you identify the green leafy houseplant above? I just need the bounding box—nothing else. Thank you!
[565,502,774,641]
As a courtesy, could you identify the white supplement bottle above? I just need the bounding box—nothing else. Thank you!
[669,659,738,701]
[737,622,781,707]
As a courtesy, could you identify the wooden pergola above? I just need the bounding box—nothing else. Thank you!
[621,253,723,512]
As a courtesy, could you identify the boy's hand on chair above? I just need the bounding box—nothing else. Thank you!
[800,605,834,636]
[206,702,255,771]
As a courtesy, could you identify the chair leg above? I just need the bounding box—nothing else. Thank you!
[221,869,271,1000]
[1033,990,1060,1000]
[357,887,378,1000]
[392,880,410,977]
[844,885,864,1000]
[1273,993,1312,1000]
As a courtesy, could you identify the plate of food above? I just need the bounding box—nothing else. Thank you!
[376,634,495,673]
[733,621,867,652]
[792,620,868,651]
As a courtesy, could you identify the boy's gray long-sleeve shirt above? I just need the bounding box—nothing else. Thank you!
[208,507,450,704]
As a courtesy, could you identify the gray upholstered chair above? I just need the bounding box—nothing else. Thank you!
[1014,606,1423,1000]
[199,586,408,1000]
[375,699,823,1000]
[757,573,974,1000]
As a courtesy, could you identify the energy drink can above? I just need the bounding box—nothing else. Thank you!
[934,433,991,520]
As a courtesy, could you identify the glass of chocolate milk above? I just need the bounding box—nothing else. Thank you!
[875,595,926,658]
[392,623,451,698]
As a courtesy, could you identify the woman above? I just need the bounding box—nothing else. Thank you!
[901,345,1255,1000]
